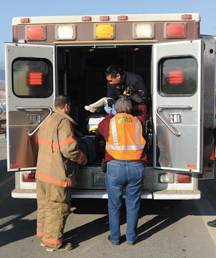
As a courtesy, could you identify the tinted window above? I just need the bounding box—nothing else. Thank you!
[13,59,53,98]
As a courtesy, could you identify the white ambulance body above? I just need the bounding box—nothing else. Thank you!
[5,13,215,199]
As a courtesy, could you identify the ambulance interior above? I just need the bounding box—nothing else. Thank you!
[56,45,152,165]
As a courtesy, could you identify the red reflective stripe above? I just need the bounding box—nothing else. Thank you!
[76,152,84,163]
[37,231,43,237]
[42,236,63,245]
[36,172,77,187]
[59,137,76,147]
[39,139,60,151]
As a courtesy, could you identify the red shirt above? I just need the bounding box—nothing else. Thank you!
[98,104,148,165]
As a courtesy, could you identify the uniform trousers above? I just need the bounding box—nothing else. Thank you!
[36,179,71,249]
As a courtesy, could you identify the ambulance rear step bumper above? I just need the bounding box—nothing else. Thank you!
[153,190,201,200]
[11,189,152,199]
[11,189,200,199]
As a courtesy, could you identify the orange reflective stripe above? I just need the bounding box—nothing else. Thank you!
[42,236,63,245]
[37,231,43,237]
[36,172,77,187]
[76,151,84,163]
[39,139,60,151]
[59,137,76,147]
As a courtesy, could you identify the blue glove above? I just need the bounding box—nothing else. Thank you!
[104,104,116,115]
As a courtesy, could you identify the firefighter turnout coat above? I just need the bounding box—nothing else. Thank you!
[36,109,87,187]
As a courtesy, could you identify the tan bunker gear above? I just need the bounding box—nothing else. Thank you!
[36,109,87,249]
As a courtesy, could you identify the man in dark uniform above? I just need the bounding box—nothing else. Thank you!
[105,65,150,105]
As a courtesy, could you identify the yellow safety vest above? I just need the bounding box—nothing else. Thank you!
[106,113,146,160]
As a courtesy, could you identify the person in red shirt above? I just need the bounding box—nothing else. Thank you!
[98,96,147,245]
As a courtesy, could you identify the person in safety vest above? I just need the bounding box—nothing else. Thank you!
[98,96,147,245]
[36,95,87,252]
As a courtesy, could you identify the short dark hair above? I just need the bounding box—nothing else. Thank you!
[55,95,70,109]
[114,96,132,114]
[124,86,138,95]
[105,65,124,78]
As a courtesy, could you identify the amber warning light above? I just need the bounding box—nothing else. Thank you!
[28,72,43,86]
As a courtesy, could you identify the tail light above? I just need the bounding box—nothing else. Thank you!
[178,174,191,183]
[22,173,36,182]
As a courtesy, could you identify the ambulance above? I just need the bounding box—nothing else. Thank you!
[5,13,215,199]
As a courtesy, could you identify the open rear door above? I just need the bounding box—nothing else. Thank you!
[5,43,55,172]
[152,40,202,173]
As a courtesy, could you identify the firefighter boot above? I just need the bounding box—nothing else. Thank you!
[46,242,73,252]
[207,219,216,227]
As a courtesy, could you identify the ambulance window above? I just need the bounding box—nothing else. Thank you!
[12,58,53,98]
[159,57,197,96]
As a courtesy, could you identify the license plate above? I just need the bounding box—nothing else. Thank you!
[93,173,106,186]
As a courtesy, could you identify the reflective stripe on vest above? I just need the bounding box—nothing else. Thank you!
[106,113,146,160]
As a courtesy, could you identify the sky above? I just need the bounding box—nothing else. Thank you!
[1,0,216,69]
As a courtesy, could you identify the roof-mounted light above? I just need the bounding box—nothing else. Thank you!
[82,16,92,22]
[133,23,154,39]
[26,25,46,41]
[182,14,192,20]
[118,16,128,21]
[21,18,30,23]
[100,16,110,21]
[165,23,186,39]
[55,24,76,40]
[94,24,115,39]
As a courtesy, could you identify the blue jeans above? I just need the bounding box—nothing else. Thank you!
[106,160,145,244]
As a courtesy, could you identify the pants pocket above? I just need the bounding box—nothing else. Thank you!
[133,163,145,179]
[107,163,120,179]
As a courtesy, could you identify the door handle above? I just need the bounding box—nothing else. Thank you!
[156,105,193,137]
[16,106,52,136]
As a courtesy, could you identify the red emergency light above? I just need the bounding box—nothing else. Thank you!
[166,23,186,38]
[168,71,184,84]
[178,174,191,183]
[27,72,43,86]
[26,25,46,41]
